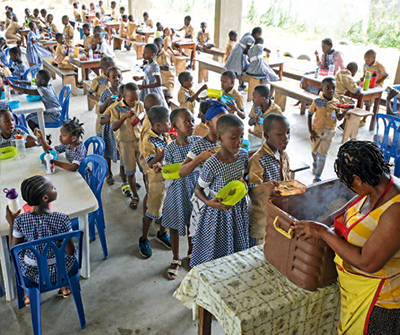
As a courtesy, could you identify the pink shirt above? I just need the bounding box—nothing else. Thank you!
[317,50,345,75]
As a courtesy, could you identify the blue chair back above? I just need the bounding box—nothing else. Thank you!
[22,64,41,81]
[15,124,30,134]
[84,136,105,156]
[46,85,72,129]
[3,47,12,67]
[0,282,3,297]
[391,85,400,113]
[13,113,28,128]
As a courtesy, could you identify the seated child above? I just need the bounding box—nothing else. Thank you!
[8,46,27,79]
[155,22,163,39]
[154,37,175,102]
[26,21,54,65]
[248,113,290,245]
[109,83,142,209]
[334,62,361,101]
[98,1,105,15]
[223,30,237,64]
[93,32,115,58]
[177,15,195,67]
[8,70,62,131]
[32,8,43,29]
[0,109,36,148]
[221,70,245,119]
[81,5,88,23]
[190,114,250,267]
[163,27,179,56]
[62,15,74,47]
[5,15,21,43]
[5,11,12,29]
[308,77,345,183]
[139,106,172,258]
[119,7,125,21]
[46,14,59,34]
[177,71,207,113]
[143,12,153,28]
[127,15,140,42]
[78,23,94,53]
[24,8,34,24]
[89,3,96,15]
[138,43,167,107]
[92,12,101,27]
[315,38,344,75]
[197,22,214,51]
[119,15,128,37]
[73,2,81,22]
[35,117,87,172]
[248,85,282,138]
[7,175,77,303]
[39,9,47,27]
[193,101,210,137]
[110,1,117,19]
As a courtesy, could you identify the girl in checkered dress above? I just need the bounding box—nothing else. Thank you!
[6,175,77,303]
[190,114,250,267]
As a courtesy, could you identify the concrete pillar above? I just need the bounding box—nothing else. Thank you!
[127,0,150,19]
[214,0,243,49]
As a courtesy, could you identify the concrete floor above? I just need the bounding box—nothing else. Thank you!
[0,49,380,335]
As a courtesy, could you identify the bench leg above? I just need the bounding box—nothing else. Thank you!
[370,96,381,132]
[274,92,287,112]
[113,38,122,51]
[135,45,144,60]
[342,114,361,143]
[198,306,212,335]
[63,76,77,96]
[198,66,208,83]
[247,78,260,102]
[300,102,306,115]
[174,59,186,77]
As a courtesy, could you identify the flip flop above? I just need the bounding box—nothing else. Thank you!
[57,288,72,299]
[129,197,139,210]
[106,174,115,185]
[167,259,181,280]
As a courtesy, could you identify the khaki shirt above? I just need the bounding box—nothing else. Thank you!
[178,86,196,113]
[100,7,105,14]
[5,17,10,29]
[182,24,194,38]
[146,18,153,27]
[92,17,100,27]
[109,100,144,143]
[81,10,88,22]
[197,31,210,45]
[55,43,68,64]
[309,92,340,130]
[140,115,151,144]
[156,49,174,90]
[223,41,235,63]
[73,9,81,21]
[127,22,138,40]
[249,101,282,138]
[119,21,127,37]
[83,34,94,51]
[140,128,172,164]
[63,24,74,46]
[334,69,359,100]
[48,22,58,33]
[163,36,172,50]
[111,8,117,19]
[363,60,388,85]
[193,122,209,137]
[89,73,110,134]
[225,87,244,109]
[5,21,20,36]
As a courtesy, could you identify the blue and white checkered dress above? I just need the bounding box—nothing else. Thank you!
[139,61,168,108]
[0,48,9,66]
[0,127,26,148]
[12,212,76,284]
[11,61,27,79]
[246,44,279,83]
[225,33,254,76]
[187,137,219,171]
[161,136,202,236]
[26,30,54,65]
[55,142,91,181]
[99,88,119,162]
[26,85,62,125]
[190,149,250,267]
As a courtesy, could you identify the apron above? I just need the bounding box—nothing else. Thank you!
[333,177,394,335]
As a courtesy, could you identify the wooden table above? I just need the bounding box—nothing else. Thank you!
[38,39,58,49]
[102,21,120,44]
[0,147,98,301]
[175,39,196,70]
[136,28,155,43]
[302,74,385,131]
[69,57,100,81]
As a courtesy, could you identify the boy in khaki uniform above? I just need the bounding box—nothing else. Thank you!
[143,12,153,28]
[221,70,245,119]
[46,14,58,34]
[249,85,282,138]
[139,106,172,258]
[197,22,214,51]
[154,38,175,100]
[79,24,94,52]
[223,30,237,63]
[73,2,81,21]
[62,15,74,47]
[334,62,361,101]
[248,113,291,245]
[177,71,207,113]
[92,12,101,27]
[308,77,345,183]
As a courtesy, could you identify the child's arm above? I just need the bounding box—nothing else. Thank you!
[188,84,208,103]
[112,109,135,131]
[6,207,23,248]
[7,80,38,95]
[98,96,115,114]
[54,160,79,171]
[100,115,110,124]
[226,101,245,119]
[138,74,162,90]
[179,148,216,177]
[376,74,389,87]
[336,109,347,121]
[147,149,164,169]
[194,183,231,210]
[308,113,318,141]
[87,91,99,101]
[25,134,37,148]
[34,129,53,151]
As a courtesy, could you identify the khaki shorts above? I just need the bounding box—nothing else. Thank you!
[311,128,335,157]
[117,141,139,175]
[145,169,166,219]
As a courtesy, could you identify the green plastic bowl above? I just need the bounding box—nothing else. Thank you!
[161,163,182,180]
[207,89,223,99]
[217,180,247,206]
[0,146,17,160]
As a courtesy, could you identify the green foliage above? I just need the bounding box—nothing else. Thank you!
[246,0,257,25]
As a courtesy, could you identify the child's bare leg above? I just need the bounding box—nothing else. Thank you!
[167,228,180,279]
[141,216,153,241]
[142,194,148,217]
[159,224,167,235]
[127,173,139,209]
[312,152,317,175]
[120,165,127,183]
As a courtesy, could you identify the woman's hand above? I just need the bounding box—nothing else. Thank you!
[206,197,232,210]
[6,206,21,225]
[292,221,329,240]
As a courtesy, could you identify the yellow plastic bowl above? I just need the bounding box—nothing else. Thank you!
[217,180,247,206]
[0,146,17,160]
[207,89,223,99]
[161,163,182,180]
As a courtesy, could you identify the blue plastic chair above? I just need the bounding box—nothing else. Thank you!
[72,155,108,259]
[10,231,86,335]
[46,85,72,129]
[0,282,3,297]
[375,113,400,177]
[13,113,28,128]
[391,85,400,113]
[84,136,105,156]
[3,47,12,67]
[15,124,30,134]
[22,64,41,81]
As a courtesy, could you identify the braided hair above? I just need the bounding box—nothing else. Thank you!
[62,117,85,139]
[21,175,49,206]
[334,140,391,189]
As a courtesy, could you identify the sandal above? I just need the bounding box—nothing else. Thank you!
[167,259,181,280]
[129,196,140,210]
[106,174,115,185]
[57,288,72,299]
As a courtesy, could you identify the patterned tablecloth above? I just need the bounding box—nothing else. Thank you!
[174,245,340,335]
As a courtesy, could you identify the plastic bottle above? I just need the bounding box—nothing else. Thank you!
[31,78,36,89]
[130,111,145,127]
[315,66,320,79]
[135,64,140,73]
[363,71,371,91]
[44,151,55,174]
[48,28,52,39]
[276,49,280,59]
[88,45,93,60]
[4,81,10,100]
[328,62,335,76]
[370,70,378,89]
[15,134,25,159]
[3,188,21,214]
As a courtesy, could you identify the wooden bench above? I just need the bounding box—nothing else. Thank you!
[270,81,317,114]
[342,108,373,143]
[42,57,77,96]
[170,54,190,76]
[202,47,225,61]
[112,34,131,51]
[132,41,145,60]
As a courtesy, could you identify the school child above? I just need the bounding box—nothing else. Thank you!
[127,15,140,42]
[89,3,96,15]
[8,70,62,131]
[92,12,101,27]
[62,15,74,47]
[220,70,245,119]
[24,8,34,24]
[7,175,77,304]
[155,22,163,39]
[193,101,210,137]
[98,1,105,15]
[8,46,27,79]
[177,15,195,68]
[154,37,175,102]
[35,117,87,172]
[180,101,227,237]
[93,32,114,58]
[39,9,47,27]
[32,9,43,29]
[197,22,214,51]
[246,37,279,85]
[162,108,202,279]
[315,38,344,75]
[248,113,290,245]
[190,114,249,267]
[78,23,94,53]
[26,21,54,65]
[98,66,122,185]
[108,83,142,209]
[110,1,117,19]
[119,7,125,20]
[88,56,115,136]
[93,25,103,34]
[81,5,88,23]
[73,2,81,22]
[248,84,282,138]
[5,15,21,43]
[163,27,180,56]
[119,15,128,37]
[308,77,345,183]
[5,11,12,29]
[0,109,37,148]
[138,43,167,108]
[225,27,262,90]
[143,12,153,28]
[46,14,58,34]
[139,106,172,258]
[177,71,207,113]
